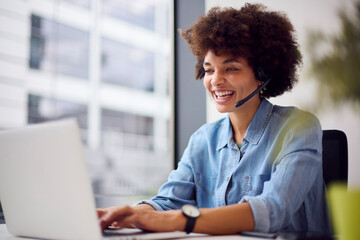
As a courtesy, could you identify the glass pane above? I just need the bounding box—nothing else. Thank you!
[101,38,154,91]
[27,94,88,142]
[101,109,154,152]
[101,108,153,136]
[25,0,172,206]
[29,14,89,79]
[102,0,155,30]
[63,0,91,8]
[97,108,170,198]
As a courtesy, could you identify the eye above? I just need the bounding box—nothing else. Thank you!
[226,67,238,72]
[204,69,214,74]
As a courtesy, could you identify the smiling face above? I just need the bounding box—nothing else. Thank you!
[203,51,262,113]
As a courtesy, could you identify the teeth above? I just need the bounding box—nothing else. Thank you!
[215,91,234,97]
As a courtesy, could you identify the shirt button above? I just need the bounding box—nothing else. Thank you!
[242,152,245,155]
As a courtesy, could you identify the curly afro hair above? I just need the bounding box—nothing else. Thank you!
[179,3,302,98]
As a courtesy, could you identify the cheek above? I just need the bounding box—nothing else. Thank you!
[203,77,211,91]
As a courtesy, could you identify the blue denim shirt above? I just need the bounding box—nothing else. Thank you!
[141,99,331,234]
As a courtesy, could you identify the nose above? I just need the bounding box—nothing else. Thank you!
[211,71,225,86]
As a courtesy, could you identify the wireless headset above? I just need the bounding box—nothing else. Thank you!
[234,68,271,108]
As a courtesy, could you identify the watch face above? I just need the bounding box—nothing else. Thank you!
[182,205,200,218]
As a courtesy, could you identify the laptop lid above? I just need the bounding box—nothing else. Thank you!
[0,119,102,240]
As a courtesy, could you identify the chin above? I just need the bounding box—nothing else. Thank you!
[215,106,232,113]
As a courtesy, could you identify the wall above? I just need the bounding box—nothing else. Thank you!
[174,0,206,166]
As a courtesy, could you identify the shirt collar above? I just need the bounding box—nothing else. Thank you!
[216,115,233,151]
[216,99,273,150]
[244,99,273,145]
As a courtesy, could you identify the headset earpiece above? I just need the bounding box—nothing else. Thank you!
[234,67,271,108]
[255,67,271,83]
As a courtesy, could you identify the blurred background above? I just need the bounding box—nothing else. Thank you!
[0,0,172,207]
[0,0,359,212]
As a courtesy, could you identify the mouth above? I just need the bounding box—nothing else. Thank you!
[213,90,235,102]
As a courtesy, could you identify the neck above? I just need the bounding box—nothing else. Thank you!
[229,97,261,143]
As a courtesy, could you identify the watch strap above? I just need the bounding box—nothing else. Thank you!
[184,216,196,234]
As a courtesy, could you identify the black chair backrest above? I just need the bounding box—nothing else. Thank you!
[322,130,348,186]
[0,202,4,223]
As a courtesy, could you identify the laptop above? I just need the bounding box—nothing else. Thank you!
[0,119,187,240]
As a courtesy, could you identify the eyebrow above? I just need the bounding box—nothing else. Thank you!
[203,58,242,66]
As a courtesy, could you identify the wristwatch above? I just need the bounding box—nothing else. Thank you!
[181,204,200,234]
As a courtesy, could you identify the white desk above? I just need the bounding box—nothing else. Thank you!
[0,224,274,240]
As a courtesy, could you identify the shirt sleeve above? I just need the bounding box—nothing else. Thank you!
[137,135,197,211]
[240,111,323,233]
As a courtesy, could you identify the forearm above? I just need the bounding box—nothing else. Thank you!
[193,203,254,234]
[99,202,254,234]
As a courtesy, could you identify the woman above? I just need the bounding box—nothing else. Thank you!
[98,3,332,235]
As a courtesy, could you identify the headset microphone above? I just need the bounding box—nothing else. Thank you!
[234,69,271,108]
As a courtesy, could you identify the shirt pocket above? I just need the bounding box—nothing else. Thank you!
[242,173,270,196]
[195,172,217,196]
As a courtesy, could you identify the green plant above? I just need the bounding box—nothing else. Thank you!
[307,1,360,109]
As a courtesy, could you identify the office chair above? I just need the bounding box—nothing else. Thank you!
[0,202,4,224]
[322,130,348,186]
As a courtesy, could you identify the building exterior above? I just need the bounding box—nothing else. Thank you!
[0,0,172,206]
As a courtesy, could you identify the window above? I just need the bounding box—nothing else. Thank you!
[27,94,88,142]
[102,0,155,30]
[94,109,168,198]
[64,0,91,8]
[101,108,154,150]
[29,14,89,79]
[101,38,154,91]
[24,0,171,206]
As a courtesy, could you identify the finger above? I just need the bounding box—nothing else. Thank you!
[101,206,133,222]
[99,206,134,230]
[110,221,122,229]
[117,214,139,229]
[97,208,106,218]
[109,221,135,230]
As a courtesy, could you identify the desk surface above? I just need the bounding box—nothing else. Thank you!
[0,224,275,240]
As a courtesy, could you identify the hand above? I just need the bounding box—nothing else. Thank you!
[97,206,134,229]
[97,204,154,229]
[97,205,186,232]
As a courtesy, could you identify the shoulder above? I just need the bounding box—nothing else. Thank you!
[271,105,321,132]
[270,104,322,152]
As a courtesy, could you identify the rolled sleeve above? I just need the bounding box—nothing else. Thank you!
[239,196,270,232]
[136,200,164,211]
